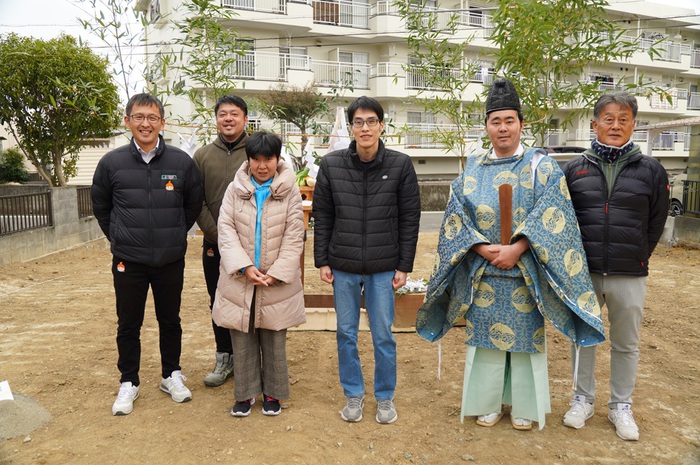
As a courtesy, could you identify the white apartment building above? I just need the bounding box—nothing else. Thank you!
[134,0,700,180]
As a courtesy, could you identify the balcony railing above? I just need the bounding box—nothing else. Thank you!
[312,0,369,28]
[650,91,678,110]
[221,0,287,14]
[692,49,700,69]
[312,60,370,89]
[226,51,310,81]
[406,65,462,90]
[688,92,700,110]
[652,133,675,150]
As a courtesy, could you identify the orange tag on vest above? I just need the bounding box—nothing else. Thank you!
[165,180,174,191]
[206,248,215,257]
[117,262,125,272]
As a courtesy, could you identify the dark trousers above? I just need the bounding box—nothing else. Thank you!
[202,238,233,354]
[112,256,185,385]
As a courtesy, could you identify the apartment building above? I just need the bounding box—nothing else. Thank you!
[134,0,700,180]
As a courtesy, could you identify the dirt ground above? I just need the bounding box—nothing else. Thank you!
[0,232,699,465]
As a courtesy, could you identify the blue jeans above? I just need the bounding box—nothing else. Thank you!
[332,269,397,400]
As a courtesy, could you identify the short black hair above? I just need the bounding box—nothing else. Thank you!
[126,93,164,118]
[347,96,384,123]
[245,131,282,160]
[215,95,248,116]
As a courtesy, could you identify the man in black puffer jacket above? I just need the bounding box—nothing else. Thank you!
[562,91,669,441]
[313,96,421,425]
[92,93,203,416]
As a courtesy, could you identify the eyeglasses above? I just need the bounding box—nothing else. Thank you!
[351,118,381,128]
[129,114,162,124]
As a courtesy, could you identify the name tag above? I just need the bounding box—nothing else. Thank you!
[161,174,178,180]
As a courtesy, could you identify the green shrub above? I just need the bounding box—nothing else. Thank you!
[0,147,30,183]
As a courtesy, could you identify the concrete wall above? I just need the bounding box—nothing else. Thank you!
[0,187,103,265]
[672,216,700,248]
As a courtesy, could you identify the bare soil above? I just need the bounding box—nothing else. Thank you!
[0,233,698,465]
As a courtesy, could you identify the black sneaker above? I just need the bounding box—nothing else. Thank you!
[230,398,254,417]
[262,396,281,416]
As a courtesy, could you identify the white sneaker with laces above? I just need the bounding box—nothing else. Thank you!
[608,403,639,441]
[112,382,139,416]
[563,395,594,429]
[160,370,192,403]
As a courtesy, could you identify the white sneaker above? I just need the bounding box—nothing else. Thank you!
[608,404,639,441]
[112,382,139,416]
[563,395,594,429]
[160,370,192,403]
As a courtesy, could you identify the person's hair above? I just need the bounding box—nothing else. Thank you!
[215,95,248,116]
[485,109,524,125]
[126,93,164,118]
[245,131,282,160]
[593,91,638,120]
[347,96,384,123]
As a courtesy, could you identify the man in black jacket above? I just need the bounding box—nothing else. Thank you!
[562,91,669,440]
[313,96,421,424]
[92,93,203,416]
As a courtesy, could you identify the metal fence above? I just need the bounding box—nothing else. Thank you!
[682,180,700,216]
[0,191,53,236]
[76,186,93,219]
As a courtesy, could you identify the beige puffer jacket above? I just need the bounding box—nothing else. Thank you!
[212,160,306,332]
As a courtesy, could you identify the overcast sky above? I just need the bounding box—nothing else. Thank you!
[1,0,699,42]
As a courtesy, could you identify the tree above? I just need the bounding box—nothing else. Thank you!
[76,0,148,100]
[491,0,667,145]
[256,84,329,169]
[0,147,30,184]
[395,0,482,169]
[0,34,121,186]
[147,0,245,143]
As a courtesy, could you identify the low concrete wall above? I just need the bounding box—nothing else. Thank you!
[673,215,700,248]
[0,187,103,264]
[419,181,450,211]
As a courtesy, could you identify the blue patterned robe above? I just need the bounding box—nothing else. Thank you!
[416,148,605,352]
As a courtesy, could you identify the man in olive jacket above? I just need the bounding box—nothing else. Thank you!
[313,96,421,425]
[193,95,249,387]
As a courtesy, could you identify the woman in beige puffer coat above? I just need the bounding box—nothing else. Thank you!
[212,131,305,417]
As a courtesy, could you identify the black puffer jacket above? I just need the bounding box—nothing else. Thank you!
[91,136,203,267]
[564,150,669,276]
[313,140,421,275]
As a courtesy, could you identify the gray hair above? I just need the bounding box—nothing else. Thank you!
[593,91,638,120]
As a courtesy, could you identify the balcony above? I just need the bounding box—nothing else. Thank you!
[222,0,287,14]
[312,0,370,28]
[312,60,371,89]
[226,51,310,82]
[688,92,700,110]
[692,50,700,69]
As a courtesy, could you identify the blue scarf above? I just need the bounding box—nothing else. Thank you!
[251,176,273,269]
[591,138,635,163]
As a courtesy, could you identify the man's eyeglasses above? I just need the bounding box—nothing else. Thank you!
[351,118,381,128]
[129,114,162,124]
